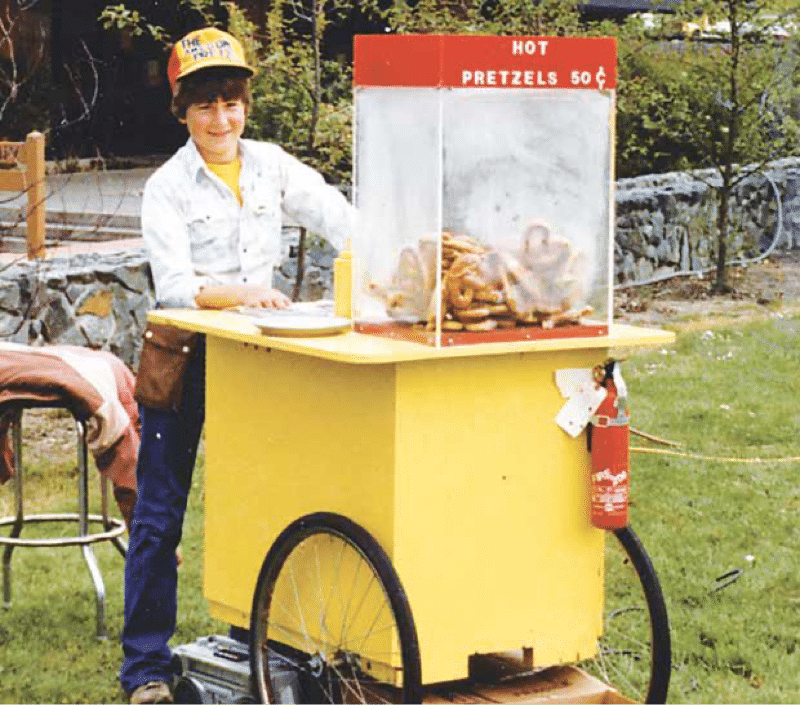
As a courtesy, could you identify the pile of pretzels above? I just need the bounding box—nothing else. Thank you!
[369,221,592,332]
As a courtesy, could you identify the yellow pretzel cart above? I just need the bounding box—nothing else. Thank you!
[151,310,673,704]
[154,35,676,704]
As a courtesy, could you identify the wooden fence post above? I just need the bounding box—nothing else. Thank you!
[25,131,46,260]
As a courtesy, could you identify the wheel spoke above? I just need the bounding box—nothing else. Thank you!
[329,659,368,703]
[347,575,379,639]
[264,643,302,672]
[321,536,348,643]
[311,538,334,646]
[342,608,398,658]
[266,580,323,654]
[282,559,322,658]
[251,513,421,704]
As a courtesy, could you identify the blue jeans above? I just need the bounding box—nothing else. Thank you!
[119,338,206,694]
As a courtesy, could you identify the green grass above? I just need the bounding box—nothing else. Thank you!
[0,445,225,704]
[624,311,800,703]
[1,313,799,703]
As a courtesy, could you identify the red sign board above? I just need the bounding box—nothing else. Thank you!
[354,35,616,90]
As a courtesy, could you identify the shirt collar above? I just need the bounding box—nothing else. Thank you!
[182,137,250,180]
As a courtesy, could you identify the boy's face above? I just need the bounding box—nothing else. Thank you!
[182,97,246,164]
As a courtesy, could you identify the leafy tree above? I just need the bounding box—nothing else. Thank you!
[243,0,380,298]
[100,0,800,296]
[245,0,357,182]
[380,0,581,36]
[1,0,100,145]
[613,0,800,292]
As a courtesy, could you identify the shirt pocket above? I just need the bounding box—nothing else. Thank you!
[186,209,234,265]
[249,192,280,223]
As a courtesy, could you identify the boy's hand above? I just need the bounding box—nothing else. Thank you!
[195,284,291,310]
[238,287,291,309]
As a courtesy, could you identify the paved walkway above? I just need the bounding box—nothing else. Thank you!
[0,237,146,265]
[0,166,155,218]
[0,167,154,264]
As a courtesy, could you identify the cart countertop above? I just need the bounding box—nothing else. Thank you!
[147,308,676,364]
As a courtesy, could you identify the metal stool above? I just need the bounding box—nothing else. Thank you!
[0,401,128,639]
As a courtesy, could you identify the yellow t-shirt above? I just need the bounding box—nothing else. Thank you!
[207,159,243,205]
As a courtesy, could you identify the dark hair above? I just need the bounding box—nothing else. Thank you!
[171,67,251,120]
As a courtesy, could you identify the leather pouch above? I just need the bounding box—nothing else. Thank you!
[134,323,200,411]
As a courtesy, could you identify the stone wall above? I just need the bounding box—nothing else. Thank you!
[2,157,799,370]
[0,250,155,368]
[0,229,338,370]
[615,157,800,284]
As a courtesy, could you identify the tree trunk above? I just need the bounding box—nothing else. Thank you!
[295,0,322,302]
[713,186,730,293]
[293,227,307,302]
[713,0,741,295]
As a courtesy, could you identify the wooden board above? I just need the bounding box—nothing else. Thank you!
[424,665,633,704]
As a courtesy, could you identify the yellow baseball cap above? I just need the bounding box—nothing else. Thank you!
[168,27,254,92]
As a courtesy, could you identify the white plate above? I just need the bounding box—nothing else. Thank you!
[246,312,351,337]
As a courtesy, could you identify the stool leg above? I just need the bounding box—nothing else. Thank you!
[101,476,127,558]
[76,419,108,640]
[2,413,25,608]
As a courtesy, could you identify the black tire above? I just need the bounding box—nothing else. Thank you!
[249,512,423,704]
[581,524,671,703]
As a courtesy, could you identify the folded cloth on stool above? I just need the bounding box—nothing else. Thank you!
[0,342,139,528]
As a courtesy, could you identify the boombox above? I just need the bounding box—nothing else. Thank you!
[172,635,301,704]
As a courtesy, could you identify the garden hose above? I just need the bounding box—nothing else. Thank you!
[632,446,800,463]
[631,426,800,463]
[615,170,785,291]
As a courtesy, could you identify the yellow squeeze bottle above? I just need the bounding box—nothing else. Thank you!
[333,238,352,318]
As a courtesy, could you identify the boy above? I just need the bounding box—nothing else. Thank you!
[120,27,353,704]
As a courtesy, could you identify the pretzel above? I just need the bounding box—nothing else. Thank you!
[498,251,541,317]
[465,319,498,332]
[442,232,485,255]
[455,307,492,322]
[446,279,474,309]
[517,220,588,315]
[445,253,485,310]
[541,306,594,329]
[473,286,505,304]
[488,303,512,316]
[371,222,591,334]
[516,310,543,326]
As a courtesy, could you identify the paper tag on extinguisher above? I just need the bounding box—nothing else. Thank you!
[554,368,608,437]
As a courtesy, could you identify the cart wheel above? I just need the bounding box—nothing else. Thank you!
[579,524,671,704]
[249,512,423,704]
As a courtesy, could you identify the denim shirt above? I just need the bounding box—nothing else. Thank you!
[141,137,354,307]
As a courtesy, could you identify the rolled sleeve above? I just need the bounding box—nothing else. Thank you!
[278,151,355,252]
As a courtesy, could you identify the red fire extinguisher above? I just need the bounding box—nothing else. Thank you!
[588,361,630,530]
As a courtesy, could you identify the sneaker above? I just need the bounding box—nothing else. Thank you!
[129,681,173,704]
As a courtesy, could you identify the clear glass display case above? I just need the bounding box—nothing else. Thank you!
[352,35,617,346]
